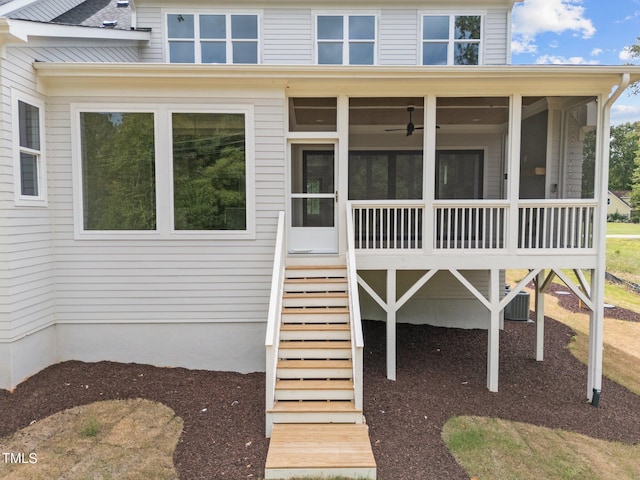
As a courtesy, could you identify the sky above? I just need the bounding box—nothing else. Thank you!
[511,0,640,125]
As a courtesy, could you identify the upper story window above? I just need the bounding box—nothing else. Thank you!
[422,15,482,65]
[14,94,46,205]
[167,13,259,64]
[316,15,376,65]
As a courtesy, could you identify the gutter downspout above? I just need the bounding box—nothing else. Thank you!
[589,73,631,406]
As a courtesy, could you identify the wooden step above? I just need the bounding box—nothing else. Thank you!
[265,424,376,480]
[275,379,354,401]
[284,277,348,293]
[277,359,353,379]
[278,340,352,360]
[285,265,347,280]
[283,292,349,308]
[281,308,350,324]
[280,323,350,341]
[267,400,362,425]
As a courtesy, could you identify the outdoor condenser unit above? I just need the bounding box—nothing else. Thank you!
[505,291,530,321]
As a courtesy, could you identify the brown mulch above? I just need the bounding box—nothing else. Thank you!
[2,317,640,479]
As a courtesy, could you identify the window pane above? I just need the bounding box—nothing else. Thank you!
[318,43,342,64]
[436,151,483,200]
[200,15,225,39]
[349,16,375,40]
[18,101,40,150]
[20,152,38,196]
[202,41,226,63]
[173,113,246,231]
[349,42,374,65]
[291,198,334,227]
[454,43,479,65]
[231,15,257,39]
[455,15,481,40]
[423,16,449,40]
[232,42,258,63]
[80,112,156,230]
[423,43,448,65]
[169,41,195,63]
[318,16,343,40]
[167,14,194,38]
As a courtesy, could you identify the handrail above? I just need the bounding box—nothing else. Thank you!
[265,211,286,436]
[346,201,365,413]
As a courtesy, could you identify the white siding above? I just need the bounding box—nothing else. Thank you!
[263,9,312,65]
[0,47,56,342]
[136,4,163,62]
[10,0,85,21]
[484,9,509,65]
[48,95,285,327]
[379,10,418,66]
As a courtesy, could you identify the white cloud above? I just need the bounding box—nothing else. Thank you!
[512,0,596,54]
[611,103,640,125]
[535,54,599,64]
[619,47,634,62]
[591,48,603,56]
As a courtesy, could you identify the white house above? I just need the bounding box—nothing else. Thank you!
[607,190,633,219]
[1,0,639,477]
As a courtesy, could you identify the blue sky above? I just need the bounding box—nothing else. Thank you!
[511,0,640,125]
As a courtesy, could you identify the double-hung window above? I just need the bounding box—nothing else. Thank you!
[316,15,376,65]
[422,15,482,65]
[167,13,259,64]
[14,95,46,204]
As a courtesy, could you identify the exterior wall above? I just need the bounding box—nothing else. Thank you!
[136,4,512,66]
[607,192,632,218]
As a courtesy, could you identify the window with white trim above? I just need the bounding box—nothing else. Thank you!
[422,15,482,65]
[73,105,254,238]
[167,13,259,64]
[14,96,46,204]
[316,15,376,65]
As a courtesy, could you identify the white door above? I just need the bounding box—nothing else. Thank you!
[288,144,338,254]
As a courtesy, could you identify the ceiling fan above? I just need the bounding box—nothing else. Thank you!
[385,106,424,136]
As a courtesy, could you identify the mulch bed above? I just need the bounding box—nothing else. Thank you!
[2,311,640,479]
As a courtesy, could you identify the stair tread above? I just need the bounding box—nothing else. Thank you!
[282,307,349,314]
[269,401,360,413]
[285,278,347,284]
[286,265,347,270]
[279,340,351,349]
[265,424,376,470]
[276,379,354,390]
[284,292,349,298]
[280,324,350,331]
[278,359,352,369]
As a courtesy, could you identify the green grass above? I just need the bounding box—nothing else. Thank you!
[607,238,640,281]
[607,222,640,235]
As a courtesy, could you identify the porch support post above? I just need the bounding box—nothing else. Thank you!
[386,268,397,381]
[487,268,500,392]
[534,269,545,361]
[507,94,522,253]
[587,268,604,402]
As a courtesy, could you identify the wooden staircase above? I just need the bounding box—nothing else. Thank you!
[265,265,376,480]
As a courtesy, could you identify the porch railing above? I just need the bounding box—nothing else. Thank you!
[349,200,597,254]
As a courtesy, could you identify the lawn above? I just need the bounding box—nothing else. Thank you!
[607,222,640,235]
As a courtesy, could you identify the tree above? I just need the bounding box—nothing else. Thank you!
[631,149,640,221]
[609,122,640,191]
[624,37,640,95]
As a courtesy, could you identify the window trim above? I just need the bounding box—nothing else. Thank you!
[71,103,255,240]
[164,11,261,64]
[420,12,484,66]
[314,12,378,65]
[13,91,47,206]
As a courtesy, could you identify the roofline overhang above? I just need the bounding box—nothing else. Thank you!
[0,17,150,45]
[33,63,640,96]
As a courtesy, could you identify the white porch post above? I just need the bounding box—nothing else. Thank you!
[386,268,397,381]
[507,94,522,253]
[535,269,545,361]
[587,268,604,402]
[487,268,500,392]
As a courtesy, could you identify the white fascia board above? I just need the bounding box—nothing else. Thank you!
[4,18,149,43]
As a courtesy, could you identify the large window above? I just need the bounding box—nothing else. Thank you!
[349,151,423,200]
[80,112,156,230]
[167,13,259,64]
[422,15,482,65]
[435,150,484,199]
[74,106,254,238]
[316,15,376,65]
[14,96,46,204]
[172,113,246,230]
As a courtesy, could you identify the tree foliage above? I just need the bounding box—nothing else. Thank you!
[609,122,640,191]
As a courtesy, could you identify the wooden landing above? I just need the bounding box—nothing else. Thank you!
[265,423,376,480]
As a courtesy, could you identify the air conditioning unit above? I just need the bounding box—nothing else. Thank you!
[505,291,530,321]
